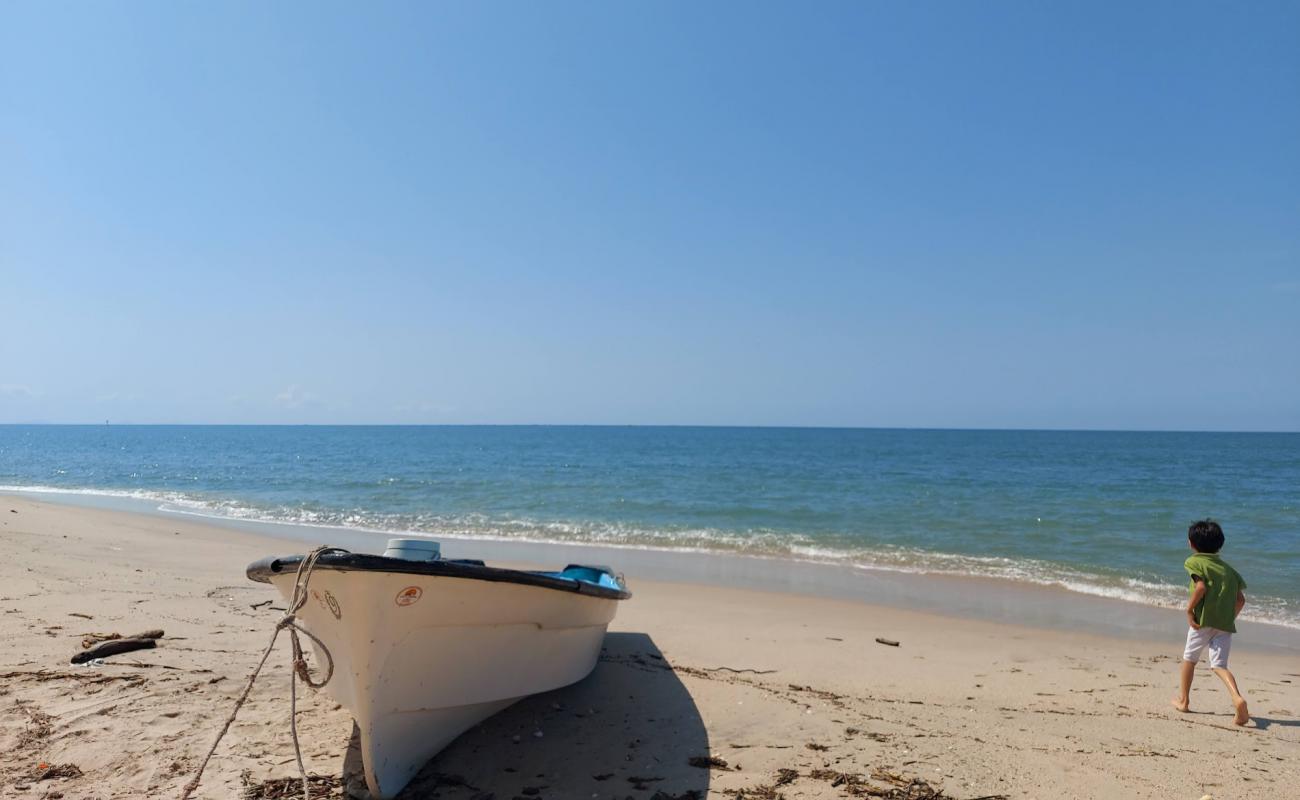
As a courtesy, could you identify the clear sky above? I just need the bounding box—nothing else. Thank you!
[2,2,1297,430]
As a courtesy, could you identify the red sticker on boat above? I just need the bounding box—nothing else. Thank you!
[395,586,422,607]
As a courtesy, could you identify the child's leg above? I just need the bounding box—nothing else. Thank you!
[1172,659,1195,711]
[1207,632,1248,725]
[1172,626,1211,711]
[1211,668,1249,724]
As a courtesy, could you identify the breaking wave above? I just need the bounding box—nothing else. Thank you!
[3,482,1296,630]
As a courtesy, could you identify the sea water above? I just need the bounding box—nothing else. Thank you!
[1,425,1296,628]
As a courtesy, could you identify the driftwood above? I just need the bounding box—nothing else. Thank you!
[81,629,165,649]
[70,637,157,664]
[875,637,901,647]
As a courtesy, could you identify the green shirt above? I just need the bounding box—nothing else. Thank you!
[1184,552,1246,633]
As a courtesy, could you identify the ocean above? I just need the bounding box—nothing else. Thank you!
[1,425,1296,629]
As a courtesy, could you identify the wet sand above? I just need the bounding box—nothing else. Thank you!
[1,495,1297,799]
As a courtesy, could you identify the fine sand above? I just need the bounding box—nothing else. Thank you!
[1,495,1297,799]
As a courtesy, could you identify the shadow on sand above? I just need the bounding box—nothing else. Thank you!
[1250,716,1300,730]
[342,632,708,799]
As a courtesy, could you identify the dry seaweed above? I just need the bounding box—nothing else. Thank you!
[800,767,1008,800]
[688,754,731,770]
[14,699,53,748]
[0,670,146,687]
[725,785,784,800]
[239,771,346,799]
[35,763,83,781]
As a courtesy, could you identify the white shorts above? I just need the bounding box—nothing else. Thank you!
[1183,626,1232,668]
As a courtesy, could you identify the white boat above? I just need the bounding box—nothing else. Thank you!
[246,540,630,799]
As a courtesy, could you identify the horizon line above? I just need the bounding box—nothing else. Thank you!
[1,422,1297,435]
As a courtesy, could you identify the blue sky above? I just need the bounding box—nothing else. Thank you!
[2,2,1297,429]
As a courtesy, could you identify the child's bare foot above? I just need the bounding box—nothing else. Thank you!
[1170,696,1190,713]
[1232,696,1249,725]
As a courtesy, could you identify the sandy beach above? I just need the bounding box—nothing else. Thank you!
[1,495,1297,800]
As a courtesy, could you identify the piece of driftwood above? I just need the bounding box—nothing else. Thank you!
[875,637,901,647]
[81,629,164,649]
[70,637,157,664]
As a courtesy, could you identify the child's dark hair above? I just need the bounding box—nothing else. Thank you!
[1188,519,1225,553]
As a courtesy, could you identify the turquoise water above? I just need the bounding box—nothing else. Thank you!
[1,425,1296,628]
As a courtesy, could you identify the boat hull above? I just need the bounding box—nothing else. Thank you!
[264,566,620,798]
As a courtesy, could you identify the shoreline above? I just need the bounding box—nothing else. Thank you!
[6,488,1299,652]
[2,494,1298,799]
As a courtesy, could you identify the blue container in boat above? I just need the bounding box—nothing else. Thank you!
[383,538,441,561]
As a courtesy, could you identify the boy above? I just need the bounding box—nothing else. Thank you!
[1171,519,1249,725]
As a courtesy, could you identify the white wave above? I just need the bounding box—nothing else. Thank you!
[3,482,1295,630]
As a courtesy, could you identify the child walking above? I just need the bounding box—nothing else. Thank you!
[1172,519,1250,725]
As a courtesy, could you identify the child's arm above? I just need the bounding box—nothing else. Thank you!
[1235,589,1246,618]
[1186,578,1207,629]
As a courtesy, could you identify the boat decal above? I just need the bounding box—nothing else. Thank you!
[323,590,342,620]
[395,586,423,607]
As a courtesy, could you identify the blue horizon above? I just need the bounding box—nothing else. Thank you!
[1,422,1298,435]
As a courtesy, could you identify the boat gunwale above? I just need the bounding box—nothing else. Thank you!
[245,552,632,600]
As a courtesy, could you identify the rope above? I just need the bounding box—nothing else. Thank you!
[180,546,348,800]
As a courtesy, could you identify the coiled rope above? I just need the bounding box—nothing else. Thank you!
[180,545,348,800]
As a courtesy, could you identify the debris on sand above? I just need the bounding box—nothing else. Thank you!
[34,762,83,781]
[800,767,1008,800]
[725,785,784,800]
[15,699,53,747]
[809,768,869,792]
[688,754,732,770]
[875,637,901,647]
[722,768,802,800]
[628,775,665,790]
[240,771,346,799]
[80,632,122,648]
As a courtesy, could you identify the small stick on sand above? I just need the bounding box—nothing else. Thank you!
[875,637,900,647]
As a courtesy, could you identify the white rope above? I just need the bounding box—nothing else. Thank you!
[180,546,346,800]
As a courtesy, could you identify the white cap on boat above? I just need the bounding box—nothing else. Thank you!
[383,538,441,561]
